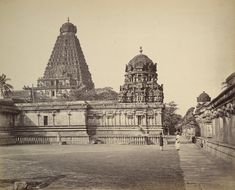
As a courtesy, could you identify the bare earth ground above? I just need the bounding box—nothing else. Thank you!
[0,142,234,190]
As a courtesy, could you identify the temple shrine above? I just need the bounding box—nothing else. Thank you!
[0,20,164,145]
[35,19,94,99]
[119,47,163,103]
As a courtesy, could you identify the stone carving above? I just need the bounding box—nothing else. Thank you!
[35,20,94,98]
[119,49,164,103]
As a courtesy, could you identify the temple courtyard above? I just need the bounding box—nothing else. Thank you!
[0,140,234,190]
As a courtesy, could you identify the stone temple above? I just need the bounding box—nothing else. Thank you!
[119,47,163,103]
[35,19,94,99]
[0,20,164,145]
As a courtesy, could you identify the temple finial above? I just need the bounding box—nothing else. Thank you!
[67,17,70,22]
[139,46,143,54]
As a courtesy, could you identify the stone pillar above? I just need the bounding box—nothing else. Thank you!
[114,112,117,126]
[156,110,162,126]
[52,111,56,126]
[37,112,41,126]
[124,112,127,126]
[154,111,157,126]
[68,110,71,126]
[104,115,106,126]
[121,111,125,126]
[143,111,147,126]
[117,111,121,126]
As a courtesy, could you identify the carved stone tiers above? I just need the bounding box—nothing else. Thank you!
[35,20,94,98]
[119,47,164,103]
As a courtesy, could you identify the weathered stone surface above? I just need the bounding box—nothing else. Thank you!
[119,47,164,103]
[182,72,235,164]
[0,100,18,145]
[34,20,94,99]
[13,181,27,190]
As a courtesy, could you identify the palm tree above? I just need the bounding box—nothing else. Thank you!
[0,74,13,98]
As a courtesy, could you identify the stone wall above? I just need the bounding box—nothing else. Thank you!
[14,101,89,144]
[211,115,235,145]
[196,137,235,167]
[12,100,163,145]
[86,101,163,144]
[197,84,235,146]
[194,73,235,165]
[0,100,19,145]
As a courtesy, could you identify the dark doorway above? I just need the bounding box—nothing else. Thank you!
[44,116,48,126]
[137,116,142,125]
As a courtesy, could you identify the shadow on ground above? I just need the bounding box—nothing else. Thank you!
[0,175,65,189]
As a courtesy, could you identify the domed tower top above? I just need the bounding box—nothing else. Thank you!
[126,47,156,73]
[60,18,77,35]
[197,91,211,103]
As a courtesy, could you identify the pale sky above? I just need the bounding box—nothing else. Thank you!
[0,0,235,115]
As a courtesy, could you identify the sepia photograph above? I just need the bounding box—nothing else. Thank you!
[0,0,235,189]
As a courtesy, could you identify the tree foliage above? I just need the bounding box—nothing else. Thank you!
[69,87,118,101]
[69,89,97,101]
[181,107,200,136]
[0,74,13,98]
[182,107,196,126]
[95,87,119,100]
[163,101,182,135]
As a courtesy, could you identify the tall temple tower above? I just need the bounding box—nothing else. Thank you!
[119,47,164,103]
[36,19,94,98]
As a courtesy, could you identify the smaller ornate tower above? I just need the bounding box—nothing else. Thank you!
[119,47,164,103]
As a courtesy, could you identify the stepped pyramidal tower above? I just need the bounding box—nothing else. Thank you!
[36,19,94,98]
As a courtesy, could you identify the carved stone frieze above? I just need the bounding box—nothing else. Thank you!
[119,49,164,103]
[34,20,94,98]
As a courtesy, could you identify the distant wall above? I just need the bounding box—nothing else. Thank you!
[194,80,235,165]
[86,102,163,139]
[196,137,235,167]
[13,101,89,144]
[0,112,14,127]
[0,100,164,145]
[0,100,19,145]
[12,101,164,145]
[212,115,235,145]
[14,101,87,127]
[15,109,86,127]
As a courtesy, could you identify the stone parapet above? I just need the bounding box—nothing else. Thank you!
[0,99,19,113]
[89,135,166,145]
[16,135,89,145]
[15,101,88,111]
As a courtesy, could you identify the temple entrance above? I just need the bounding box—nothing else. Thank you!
[43,116,48,126]
[137,116,142,125]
